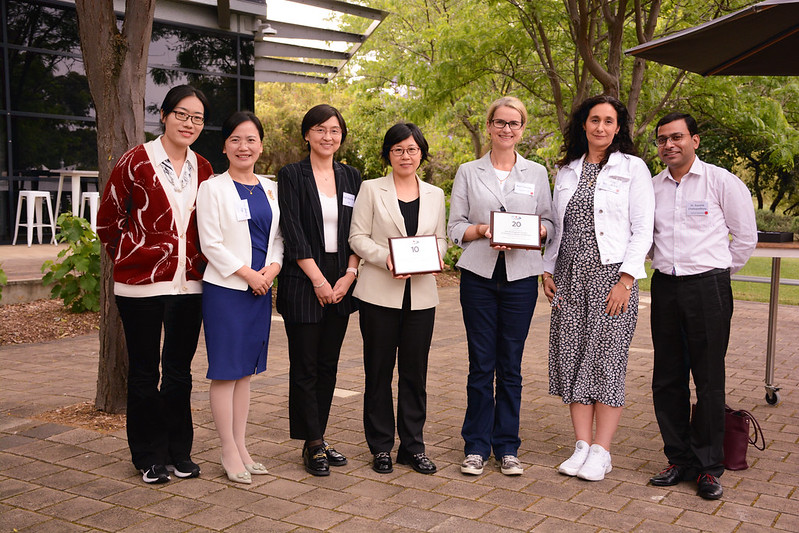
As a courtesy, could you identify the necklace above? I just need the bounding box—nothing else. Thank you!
[240,182,259,195]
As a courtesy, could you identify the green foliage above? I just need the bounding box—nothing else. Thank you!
[755,209,799,234]
[41,213,101,313]
[0,264,7,303]
[443,244,463,268]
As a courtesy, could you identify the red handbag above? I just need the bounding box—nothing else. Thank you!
[723,406,765,470]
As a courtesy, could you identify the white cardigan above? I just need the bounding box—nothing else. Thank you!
[197,172,284,290]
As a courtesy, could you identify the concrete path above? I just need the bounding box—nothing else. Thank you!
[1,286,797,531]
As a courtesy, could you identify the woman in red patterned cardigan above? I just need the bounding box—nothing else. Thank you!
[97,85,214,485]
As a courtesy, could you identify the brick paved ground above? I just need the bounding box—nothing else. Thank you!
[1,286,797,532]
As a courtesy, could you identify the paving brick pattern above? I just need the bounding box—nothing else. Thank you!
[1,286,797,531]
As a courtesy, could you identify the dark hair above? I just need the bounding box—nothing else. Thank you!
[301,104,348,148]
[160,85,210,127]
[222,111,264,142]
[381,122,430,164]
[655,112,699,137]
[557,95,636,166]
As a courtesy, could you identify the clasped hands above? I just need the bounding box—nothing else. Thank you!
[313,273,355,306]
[245,264,279,296]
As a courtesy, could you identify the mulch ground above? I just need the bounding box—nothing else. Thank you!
[0,298,100,346]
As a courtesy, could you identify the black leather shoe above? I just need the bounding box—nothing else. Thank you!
[697,473,723,500]
[372,451,393,474]
[649,464,687,486]
[396,450,437,474]
[323,441,347,466]
[302,445,330,476]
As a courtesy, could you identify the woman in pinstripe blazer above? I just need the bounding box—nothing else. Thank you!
[276,105,362,477]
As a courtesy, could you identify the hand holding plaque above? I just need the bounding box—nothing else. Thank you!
[388,235,442,276]
[489,211,542,249]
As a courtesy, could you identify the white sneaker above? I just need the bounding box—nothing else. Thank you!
[499,455,524,475]
[576,444,612,481]
[461,454,484,475]
[558,440,589,476]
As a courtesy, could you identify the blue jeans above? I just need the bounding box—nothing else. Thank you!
[459,265,538,459]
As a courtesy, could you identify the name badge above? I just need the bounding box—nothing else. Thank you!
[235,199,251,221]
[514,183,535,196]
[342,192,356,207]
[597,175,628,194]
[687,200,709,216]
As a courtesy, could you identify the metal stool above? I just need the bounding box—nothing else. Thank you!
[12,191,57,246]
[79,191,100,232]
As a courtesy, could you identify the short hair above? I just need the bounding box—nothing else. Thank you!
[558,94,637,166]
[486,96,528,126]
[160,85,210,123]
[381,122,430,164]
[655,112,699,137]
[301,104,348,147]
[221,111,264,142]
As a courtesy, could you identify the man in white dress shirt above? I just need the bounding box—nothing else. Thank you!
[648,112,757,500]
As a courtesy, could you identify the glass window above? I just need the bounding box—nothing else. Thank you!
[11,116,97,172]
[8,52,93,117]
[150,24,240,75]
[6,1,81,54]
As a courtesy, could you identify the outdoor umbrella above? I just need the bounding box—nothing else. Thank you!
[625,0,799,75]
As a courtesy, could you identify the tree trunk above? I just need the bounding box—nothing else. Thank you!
[75,0,156,413]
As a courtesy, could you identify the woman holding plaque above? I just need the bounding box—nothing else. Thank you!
[277,105,361,477]
[542,95,653,481]
[197,111,283,484]
[349,122,447,475]
[448,96,554,477]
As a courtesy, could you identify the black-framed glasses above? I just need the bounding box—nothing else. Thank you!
[654,133,687,147]
[172,110,205,126]
[390,146,420,157]
[490,119,524,130]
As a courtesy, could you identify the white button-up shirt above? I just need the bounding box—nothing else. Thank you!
[651,157,757,276]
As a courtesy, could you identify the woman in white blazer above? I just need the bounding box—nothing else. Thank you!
[349,123,447,476]
[447,96,555,478]
[196,112,283,485]
[542,95,654,482]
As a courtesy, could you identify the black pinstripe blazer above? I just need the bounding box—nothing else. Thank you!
[276,157,362,323]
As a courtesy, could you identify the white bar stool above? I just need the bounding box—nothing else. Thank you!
[79,191,100,232]
[12,191,57,246]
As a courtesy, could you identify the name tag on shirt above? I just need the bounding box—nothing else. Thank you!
[687,200,709,216]
[514,183,535,196]
[235,199,251,221]
[342,192,356,207]
[596,175,628,194]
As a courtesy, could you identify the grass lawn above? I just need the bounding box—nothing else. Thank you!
[637,257,799,306]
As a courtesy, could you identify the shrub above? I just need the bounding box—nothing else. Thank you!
[41,213,101,313]
[443,244,462,268]
[0,264,7,303]
[755,209,797,233]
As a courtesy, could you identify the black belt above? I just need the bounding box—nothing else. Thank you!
[654,268,729,281]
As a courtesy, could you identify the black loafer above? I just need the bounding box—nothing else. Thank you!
[323,441,348,466]
[649,464,687,486]
[697,473,723,500]
[396,450,437,475]
[372,451,393,474]
[302,445,330,476]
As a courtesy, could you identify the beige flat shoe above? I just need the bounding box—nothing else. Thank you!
[221,457,251,484]
[244,462,268,475]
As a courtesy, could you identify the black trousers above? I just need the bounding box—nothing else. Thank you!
[115,294,202,470]
[650,269,732,477]
[285,254,350,441]
[360,293,435,455]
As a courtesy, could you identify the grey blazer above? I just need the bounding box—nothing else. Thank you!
[447,151,554,281]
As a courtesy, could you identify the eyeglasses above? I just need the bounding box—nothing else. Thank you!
[310,127,342,137]
[390,146,420,157]
[654,132,687,147]
[490,119,524,130]
[172,110,204,126]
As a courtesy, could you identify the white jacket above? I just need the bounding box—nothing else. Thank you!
[543,152,654,280]
[197,172,284,290]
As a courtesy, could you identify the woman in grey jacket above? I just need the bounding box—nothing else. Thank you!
[448,96,554,477]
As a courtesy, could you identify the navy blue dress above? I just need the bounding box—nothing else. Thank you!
[204,181,273,380]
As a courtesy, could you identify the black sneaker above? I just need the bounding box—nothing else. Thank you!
[167,460,201,479]
[141,464,170,484]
